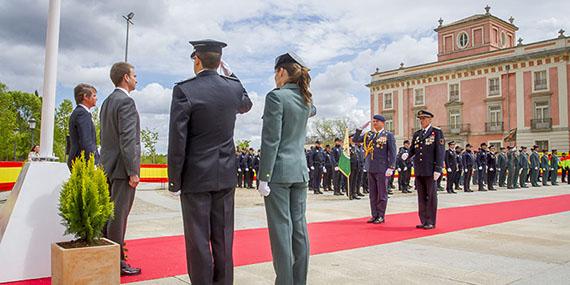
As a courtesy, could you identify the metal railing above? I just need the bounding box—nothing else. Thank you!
[485,121,504,133]
[441,123,470,134]
[531,118,552,130]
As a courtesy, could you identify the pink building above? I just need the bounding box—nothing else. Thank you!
[368,6,570,152]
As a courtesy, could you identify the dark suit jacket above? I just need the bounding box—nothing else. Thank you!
[67,105,99,169]
[407,126,445,177]
[168,70,252,193]
[100,89,141,180]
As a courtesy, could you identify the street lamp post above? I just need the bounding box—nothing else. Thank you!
[28,118,37,147]
[123,12,134,62]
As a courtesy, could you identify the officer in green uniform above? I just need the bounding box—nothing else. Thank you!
[550,149,560,185]
[529,145,541,187]
[512,149,521,189]
[497,147,508,187]
[518,146,529,188]
[540,149,550,186]
[506,146,517,189]
[258,52,316,285]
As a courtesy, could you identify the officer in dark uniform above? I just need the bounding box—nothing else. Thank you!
[476,143,488,191]
[323,145,335,192]
[454,146,463,189]
[540,149,550,186]
[252,149,260,189]
[486,145,497,190]
[403,110,445,230]
[444,141,458,194]
[551,149,560,185]
[167,39,252,285]
[497,147,508,187]
[355,142,365,197]
[235,149,241,187]
[311,141,326,194]
[237,150,247,187]
[331,138,343,194]
[306,147,314,192]
[353,114,397,224]
[245,149,254,188]
[347,136,362,200]
[462,144,475,192]
[397,140,412,193]
[507,146,517,189]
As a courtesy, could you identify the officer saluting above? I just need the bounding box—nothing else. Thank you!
[167,39,252,285]
[402,110,445,230]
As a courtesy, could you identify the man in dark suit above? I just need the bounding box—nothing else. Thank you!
[403,110,445,229]
[486,145,497,190]
[67,83,99,169]
[462,144,475,192]
[311,141,326,194]
[476,143,488,191]
[397,140,412,193]
[353,114,397,224]
[332,138,344,195]
[444,141,458,194]
[167,39,252,285]
[100,62,141,276]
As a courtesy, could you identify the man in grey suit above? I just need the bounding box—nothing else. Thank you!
[100,62,141,276]
[168,40,252,285]
[67,83,99,169]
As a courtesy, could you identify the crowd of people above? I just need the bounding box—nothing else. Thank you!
[301,140,569,197]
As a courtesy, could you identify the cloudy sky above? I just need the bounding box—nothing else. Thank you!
[1,0,568,152]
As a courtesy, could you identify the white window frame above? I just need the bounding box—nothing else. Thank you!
[448,109,461,129]
[443,34,454,53]
[456,31,469,49]
[487,77,501,97]
[534,100,550,120]
[532,70,549,92]
[448,83,460,102]
[414,88,425,107]
[385,117,394,133]
[488,104,502,123]
[500,31,507,48]
[471,26,484,47]
[383,92,393,110]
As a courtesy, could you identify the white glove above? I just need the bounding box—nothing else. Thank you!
[334,167,339,171]
[447,168,452,172]
[238,168,242,172]
[404,167,408,171]
[535,167,538,170]
[323,167,327,173]
[363,169,367,172]
[385,168,394,177]
[307,167,311,172]
[497,168,501,171]
[245,168,249,171]
[169,190,181,197]
[402,153,409,160]
[551,168,554,171]
[397,168,401,172]
[465,169,468,173]
[311,166,315,170]
[433,172,441,181]
[258,181,271,197]
[219,60,232,76]
[478,166,483,170]
[489,168,494,171]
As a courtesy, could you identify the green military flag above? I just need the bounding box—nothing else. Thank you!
[338,128,351,178]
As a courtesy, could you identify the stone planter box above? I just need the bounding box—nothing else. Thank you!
[51,238,120,285]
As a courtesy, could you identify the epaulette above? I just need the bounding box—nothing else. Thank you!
[175,77,196,85]
[433,126,441,130]
[220,74,240,82]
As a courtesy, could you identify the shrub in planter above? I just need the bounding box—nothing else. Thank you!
[52,153,119,285]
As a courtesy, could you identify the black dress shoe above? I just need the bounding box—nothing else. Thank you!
[333,192,342,196]
[352,195,361,200]
[373,217,385,224]
[120,263,141,276]
[357,192,365,197]
[416,224,425,229]
[387,190,394,195]
[367,217,377,223]
[449,190,457,194]
[423,224,435,230]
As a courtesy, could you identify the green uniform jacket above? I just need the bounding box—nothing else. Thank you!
[259,83,313,183]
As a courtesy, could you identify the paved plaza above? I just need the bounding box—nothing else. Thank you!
[86,183,570,285]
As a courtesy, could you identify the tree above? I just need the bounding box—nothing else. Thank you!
[141,128,159,163]
[0,83,42,160]
[235,140,251,152]
[309,118,355,146]
[54,99,73,162]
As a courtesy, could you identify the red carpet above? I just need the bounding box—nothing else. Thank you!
[5,194,570,284]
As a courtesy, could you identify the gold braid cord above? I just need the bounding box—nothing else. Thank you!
[363,131,375,160]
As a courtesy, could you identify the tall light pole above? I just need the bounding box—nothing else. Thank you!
[123,12,134,62]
